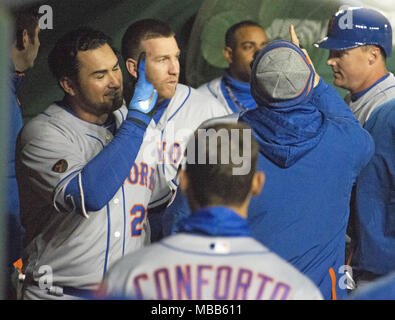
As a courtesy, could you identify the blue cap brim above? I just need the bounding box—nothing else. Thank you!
[314,36,361,51]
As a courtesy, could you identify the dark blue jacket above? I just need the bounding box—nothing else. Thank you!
[164,79,374,300]
[348,270,395,300]
[240,79,373,300]
[6,69,25,270]
[351,98,395,276]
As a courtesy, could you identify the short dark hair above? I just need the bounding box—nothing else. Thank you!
[48,27,113,82]
[225,20,263,48]
[185,122,258,208]
[12,4,40,50]
[121,18,175,61]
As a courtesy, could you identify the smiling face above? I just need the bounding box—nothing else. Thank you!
[326,46,372,94]
[140,36,180,101]
[69,43,123,123]
[224,25,268,83]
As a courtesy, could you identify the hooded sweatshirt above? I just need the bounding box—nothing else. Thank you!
[164,41,374,300]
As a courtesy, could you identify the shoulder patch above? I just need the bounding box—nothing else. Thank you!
[52,159,68,173]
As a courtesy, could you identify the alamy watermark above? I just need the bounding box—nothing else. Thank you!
[337,6,356,30]
[38,5,53,30]
[186,128,253,176]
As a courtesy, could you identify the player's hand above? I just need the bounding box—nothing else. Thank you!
[289,25,320,87]
[128,52,158,115]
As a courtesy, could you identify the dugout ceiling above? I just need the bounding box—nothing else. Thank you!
[11,0,204,122]
[4,0,395,122]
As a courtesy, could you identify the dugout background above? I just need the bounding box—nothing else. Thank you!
[1,0,395,299]
[5,0,395,123]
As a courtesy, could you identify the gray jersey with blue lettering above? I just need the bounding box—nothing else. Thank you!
[102,233,323,300]
[148,84,229,209]
[16,103,158,300]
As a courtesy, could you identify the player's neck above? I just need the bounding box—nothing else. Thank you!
[229,202,249,219]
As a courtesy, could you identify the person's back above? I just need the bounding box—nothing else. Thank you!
[165,38,374,299]
[347,270,395,300]
[241,39,373,300]
[101,122,323,300]
[103,231,322,300]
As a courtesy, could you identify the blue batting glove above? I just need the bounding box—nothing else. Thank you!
[128,53,158,114]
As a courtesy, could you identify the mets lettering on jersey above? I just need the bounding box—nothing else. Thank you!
[147,84,229,209]
[16,103,157,299]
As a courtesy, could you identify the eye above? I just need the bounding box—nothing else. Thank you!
[242,44,254,51]
[156,57,167,63]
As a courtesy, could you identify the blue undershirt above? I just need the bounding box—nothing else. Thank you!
[220,70,257,112]
[179,206,250,237]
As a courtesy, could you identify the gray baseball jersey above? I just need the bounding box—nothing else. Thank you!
[16,103,159,299]
[345,73,395,125]
[102,233,323,300]
[197,77,234,114]
[147,84,230,209]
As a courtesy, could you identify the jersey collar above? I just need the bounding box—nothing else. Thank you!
[351,73,390,102]
[179,206,250,237]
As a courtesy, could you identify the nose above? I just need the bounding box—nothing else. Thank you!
[109,70,122,88]
[327,51,336,66]
[168,58,180,75]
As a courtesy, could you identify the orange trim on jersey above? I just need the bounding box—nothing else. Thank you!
[13,258,23,274]
[329,267,337,300]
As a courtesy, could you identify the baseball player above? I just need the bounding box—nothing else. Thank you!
[197,20,268,113]
[6,5,40,299]
[15,27,159,299]
[164,33,374,300]
[121,19,229,242]
[100,122,323,300]
[314,7,395,287]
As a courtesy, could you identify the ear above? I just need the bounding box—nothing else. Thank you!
[125,58,138,78]
[178,170,189,194]
[368,46,381,65]
[59,76,77,96]
[223,46,233,64]
[21,29,29,50]
[251,171,265,197]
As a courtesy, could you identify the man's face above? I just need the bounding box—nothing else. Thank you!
[140,36,180,101]
[25,25,40,69]
[73,43,123,119]
[326,46,371,94]
[226,26,268,82]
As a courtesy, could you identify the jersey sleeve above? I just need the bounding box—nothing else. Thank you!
[16,116,147,217]
[16,119,86,213]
